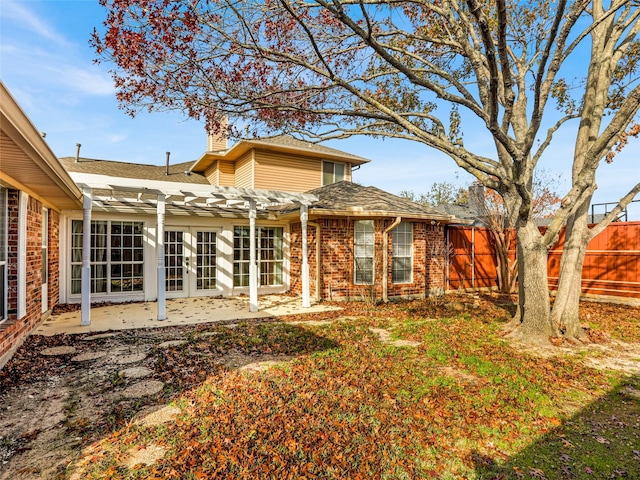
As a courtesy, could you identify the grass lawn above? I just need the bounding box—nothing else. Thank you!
[3,295,639,479]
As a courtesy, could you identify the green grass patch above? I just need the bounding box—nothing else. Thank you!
[69,301,635,479]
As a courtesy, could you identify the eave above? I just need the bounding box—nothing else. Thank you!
[0,81,82,210]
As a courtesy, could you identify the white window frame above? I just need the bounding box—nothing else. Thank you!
[233,226,284,287]
[70,219,145,296]
[322,161,346,186]
[354,220,375,284]
[392,222,413,284]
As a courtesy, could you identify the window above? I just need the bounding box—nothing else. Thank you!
[233,226,284,287]
[392,222,413,283]
[322,161,346,186]
[354,220,374,284]
[0,187,6,323]
[196,231,217,290]
[71,220,144,295]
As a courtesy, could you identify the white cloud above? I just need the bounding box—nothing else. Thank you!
[104,133,128,144]
[1,0,69,46]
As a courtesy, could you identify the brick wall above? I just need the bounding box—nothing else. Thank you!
[290,217,446,301]
[0,190,59,368]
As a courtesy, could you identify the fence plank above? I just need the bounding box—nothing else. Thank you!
[447,222,640,300]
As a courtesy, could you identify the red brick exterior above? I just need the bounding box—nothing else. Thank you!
[0,190,60,367]
[290,217,446,301]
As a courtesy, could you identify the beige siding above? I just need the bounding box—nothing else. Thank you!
[254,150,322,192]
[345,163,352,182]
[218,160,235,187]
[204,160,219,185]
[234,152,253,188]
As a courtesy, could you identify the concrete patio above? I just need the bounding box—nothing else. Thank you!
[35,295,341,336]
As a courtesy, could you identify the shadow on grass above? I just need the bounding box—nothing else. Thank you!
[473,374,640,479]
[0,319,339,478]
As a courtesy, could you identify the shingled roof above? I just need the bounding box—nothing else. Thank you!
[60,157,210,185]
[276,181,461,222]
[246,135,370,164]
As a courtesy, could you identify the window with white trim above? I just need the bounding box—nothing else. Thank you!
[233,226,284,287]
[322,161,345,186]
[0,187,6,323]
[354,220,374,284]
[392,222,413,283]
[71,220,144,295]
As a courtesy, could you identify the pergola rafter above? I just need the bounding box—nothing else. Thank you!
[72,173,317,326]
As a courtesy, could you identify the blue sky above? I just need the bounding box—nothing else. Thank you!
[1,0,638,219]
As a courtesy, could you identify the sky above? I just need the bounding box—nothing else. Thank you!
[1,0,638,219]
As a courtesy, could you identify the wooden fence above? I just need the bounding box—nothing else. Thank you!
[446,222,640,301]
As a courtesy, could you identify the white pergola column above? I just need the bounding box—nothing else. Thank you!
[249,200,258,312]
[301,204,310,308]
[157,194,167,321]
[81,187,92,326]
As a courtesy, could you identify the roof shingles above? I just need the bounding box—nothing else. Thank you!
[278,181,456,220]
[60,157,210,185]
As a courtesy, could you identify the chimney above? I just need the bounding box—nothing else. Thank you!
[468,183,485,214]
[207,116,228,151]
[75,143,81,163]
[165,151,170,175]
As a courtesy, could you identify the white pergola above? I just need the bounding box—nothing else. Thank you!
[73,173,317,326]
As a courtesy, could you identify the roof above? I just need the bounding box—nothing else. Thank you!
[60,157,210,185]
[276,181,462,222]
[435,204,486,226]
[190,135,370,173]
[0,81,82,210]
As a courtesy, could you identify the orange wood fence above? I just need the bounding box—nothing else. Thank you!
[446,222,640,300]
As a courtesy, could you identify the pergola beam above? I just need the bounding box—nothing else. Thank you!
[72,173,318,321]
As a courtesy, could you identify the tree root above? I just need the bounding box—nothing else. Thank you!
[505,327,553,347]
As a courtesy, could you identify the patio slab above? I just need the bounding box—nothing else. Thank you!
[34,295,340,336]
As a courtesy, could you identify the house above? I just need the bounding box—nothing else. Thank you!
[0,81,82,368]
[1,80,463,366]
[58,134,460,319]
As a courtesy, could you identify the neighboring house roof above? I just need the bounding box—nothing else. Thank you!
[535,213,617,226]
[0,81,82,210]
[276,181,464,222]
[60,157,210,185]
[190,135,370,174]
[435,204,487,227]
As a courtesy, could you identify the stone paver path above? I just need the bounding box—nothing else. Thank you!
[121,380,164,399]
[71,351,107,362]
[40,346,77,356]
[157,340,187,348]
[119,366,153,379]
[83,333,118,341]
[115,353,147,365]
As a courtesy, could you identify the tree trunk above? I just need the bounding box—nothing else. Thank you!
[508,220,558,345]
[551,204,591,342]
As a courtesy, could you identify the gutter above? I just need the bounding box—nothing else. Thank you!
[382,216,402,303]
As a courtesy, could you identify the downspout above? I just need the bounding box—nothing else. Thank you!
[308,221,321,301]
[383,217,402,303]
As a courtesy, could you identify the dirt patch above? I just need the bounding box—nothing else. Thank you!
[522,337,640,375]
[369,327,421,347]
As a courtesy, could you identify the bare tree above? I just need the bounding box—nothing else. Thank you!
[93,0,640,345]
